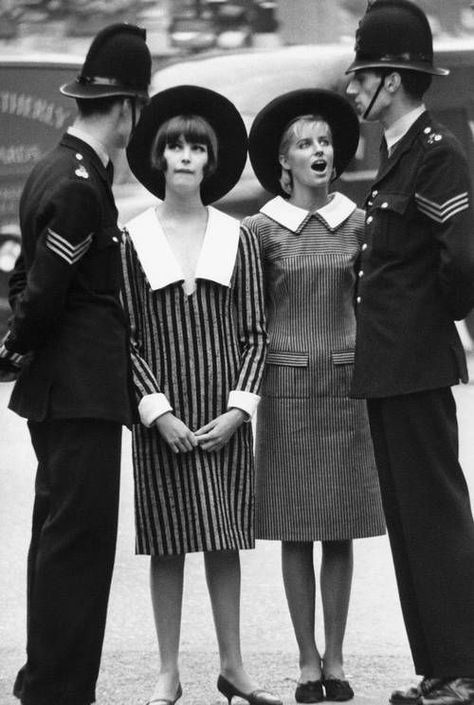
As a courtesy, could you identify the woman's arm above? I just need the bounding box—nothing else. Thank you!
[195,222,267,452]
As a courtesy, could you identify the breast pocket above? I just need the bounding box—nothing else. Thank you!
[369,193,411,255]
[262,350,309,399]
[83,226,122,292]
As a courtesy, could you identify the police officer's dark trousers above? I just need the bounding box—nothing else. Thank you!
[368,387,474,678]
[16,417,122,705]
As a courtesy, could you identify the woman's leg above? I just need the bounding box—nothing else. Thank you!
[320,540,353,679]
[149,554,185,700]
[281,541,322,683]
[204,549,258,693]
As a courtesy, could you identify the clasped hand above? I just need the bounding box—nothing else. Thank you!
[154,408,248,454]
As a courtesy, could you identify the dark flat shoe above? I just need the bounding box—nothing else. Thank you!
[323,678,354,702]
[295,680,324,703]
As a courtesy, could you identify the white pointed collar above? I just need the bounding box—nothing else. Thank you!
[125,206,240,291]
[260,192,357,233]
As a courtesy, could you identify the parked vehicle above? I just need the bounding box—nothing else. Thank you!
[2,42,474,337]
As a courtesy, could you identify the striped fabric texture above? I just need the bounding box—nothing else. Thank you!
[244,205,385,542]
[121,223,267,556]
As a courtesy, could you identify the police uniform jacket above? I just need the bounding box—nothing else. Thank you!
[5,133,132,424]
[351,111,474,398]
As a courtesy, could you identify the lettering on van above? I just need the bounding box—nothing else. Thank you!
[0,144,41,166]
[0,92,72,129]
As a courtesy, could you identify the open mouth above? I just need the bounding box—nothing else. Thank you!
[311,160,327,173]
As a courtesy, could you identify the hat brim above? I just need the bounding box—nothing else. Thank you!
[345,58,449,76]
[126,85,248,205]
[60,81,149,99]
[249,88,360,197]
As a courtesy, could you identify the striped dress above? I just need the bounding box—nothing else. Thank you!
[121,206,266,556]
[243,193,385,542]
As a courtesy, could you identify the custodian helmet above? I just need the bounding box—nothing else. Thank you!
[60,23,151,100]
[345,0,448,76]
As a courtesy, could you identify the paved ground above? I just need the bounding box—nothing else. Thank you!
[2,356,474,704]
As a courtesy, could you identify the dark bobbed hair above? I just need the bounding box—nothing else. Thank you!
[150,115,219,179]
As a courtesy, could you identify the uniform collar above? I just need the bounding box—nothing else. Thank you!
[260,192,357,233]
[374,110,432,184]
[67,126,109,167]
[384,104,426,153]
[125,206,240,291]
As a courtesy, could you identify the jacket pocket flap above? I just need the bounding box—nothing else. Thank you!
[267,350,309,367]
[332,350,355,365]
[373,193,410,215]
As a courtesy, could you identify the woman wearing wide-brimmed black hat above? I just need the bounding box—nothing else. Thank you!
[244,89,385,704]
[121,85,281,705]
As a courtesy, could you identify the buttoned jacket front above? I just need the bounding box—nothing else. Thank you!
[6,133,132,423]
[351,111,474,398]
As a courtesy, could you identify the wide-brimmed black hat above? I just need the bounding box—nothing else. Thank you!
[60,23,151,99]
[345,0,448,76]
[249,88,360,197]
[127,85,248,204]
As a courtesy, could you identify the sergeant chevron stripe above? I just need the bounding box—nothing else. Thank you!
[46,228,93,264]
[415,191,469,223]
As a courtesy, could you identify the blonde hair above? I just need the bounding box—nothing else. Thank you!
[278,115,332,196]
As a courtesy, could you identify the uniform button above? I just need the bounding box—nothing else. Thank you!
[367,200,373,207]
[356,296,362,304]
[371,189,378,197]
[358,270,364,277]
[381,202,389,208]
[75,153,83,160]
[424,126,432,134]
[362,243,368,251]
[112,236,119,243]
[366,215,373,224]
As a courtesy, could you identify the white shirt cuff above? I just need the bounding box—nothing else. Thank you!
[138,393,173,428]
[227,390,260,420]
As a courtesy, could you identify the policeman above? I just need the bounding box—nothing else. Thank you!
[0,24,151,705]
[346,1,474,704]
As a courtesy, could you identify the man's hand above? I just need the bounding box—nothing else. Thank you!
[154,412,198,454]
[195,408,248,452]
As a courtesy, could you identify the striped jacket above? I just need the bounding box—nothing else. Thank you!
[351,111,474,398]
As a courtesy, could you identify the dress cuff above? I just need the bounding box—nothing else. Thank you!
[227,390,260,420]
[138,393,173,428]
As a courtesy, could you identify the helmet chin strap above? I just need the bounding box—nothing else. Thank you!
[363,73,386,120]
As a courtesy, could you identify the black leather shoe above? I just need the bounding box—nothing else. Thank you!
[421,678,474,704]
[323,677,354,702]
[217,675,282,705]
[390,679,445,705]
[295,680,324,703]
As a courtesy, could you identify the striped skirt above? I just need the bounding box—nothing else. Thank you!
[133,423,255,556]
[255,395,385,542]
